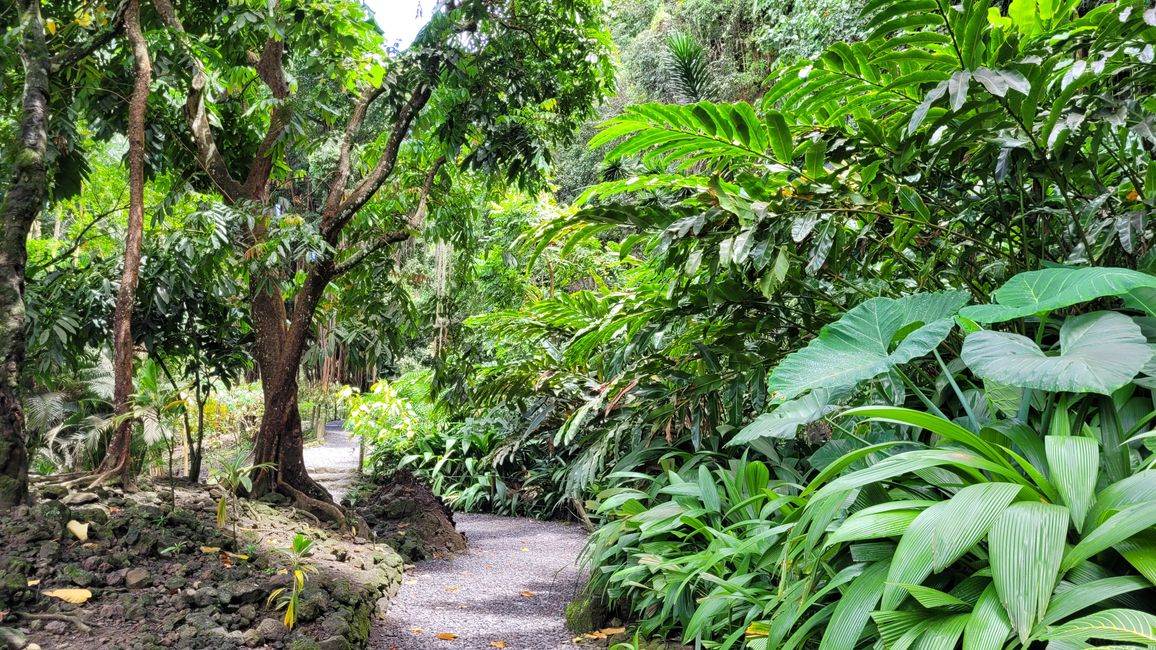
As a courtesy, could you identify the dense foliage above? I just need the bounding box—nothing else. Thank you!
[4,0,1156,646]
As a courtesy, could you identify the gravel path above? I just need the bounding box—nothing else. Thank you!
[373,513,590,650]
[303,420,361,503]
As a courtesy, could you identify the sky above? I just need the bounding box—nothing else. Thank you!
[364,0,432,49]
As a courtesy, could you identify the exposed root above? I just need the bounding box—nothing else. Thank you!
[277,481,348,531]
[85,462,137,492]
[18,612,92,633]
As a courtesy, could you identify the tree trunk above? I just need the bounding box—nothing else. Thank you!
[94,0,151,485]
[0,0,51,511]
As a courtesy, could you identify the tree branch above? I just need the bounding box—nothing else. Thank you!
[242,38,292,199]
[27,204,126,274]
[152,0,244,202]
[323,85,388,217]
[50,0,129,72]
[331,229,411,277]
[323,85,433,239]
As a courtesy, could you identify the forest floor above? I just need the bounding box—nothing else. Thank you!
[371,514,590,650]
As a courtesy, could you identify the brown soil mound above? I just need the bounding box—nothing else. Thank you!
[351,472,466,562]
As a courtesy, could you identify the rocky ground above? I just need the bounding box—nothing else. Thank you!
[0,480,405,650]
[349,472,467,563]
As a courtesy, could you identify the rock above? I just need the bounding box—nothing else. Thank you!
[318,637,350,650]
[125,567,151,589]
[0,627,26,650]
[61,492,99,506]
[71,504,110,525]
[255,617,286,642]
[44,621,67,634]
[63,564,97,587]
[191,586,217,607]
[36,541,59,561]
[242,628,262,647]
[100,603,126,619]
[106,569,126,587]
[38,484,68,500]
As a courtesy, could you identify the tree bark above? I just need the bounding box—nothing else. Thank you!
[94,0,151,485]
[0,0,51,511]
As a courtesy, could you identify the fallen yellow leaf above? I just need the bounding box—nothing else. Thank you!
[200,546,221,554]
[519,591,535,598]
[519,547,529,552]
[26,579,40,587]
[411,627,423,635]
[66,520,88,542]
[435,633,457,641]
[225,552,249,561]
[600,627,626,635]
[445,586,458,591]
[489,642,507,648]
[43,588,92,604]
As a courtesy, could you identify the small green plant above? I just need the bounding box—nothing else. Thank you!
[209,449,274,544]
[267,533,317,631]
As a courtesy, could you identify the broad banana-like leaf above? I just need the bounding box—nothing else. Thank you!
[769,291,970,400]
[1116,532,1156,587]
[1045,436,1099,532]
[962,311,1152,395]
[989,502,1069,643]
[881,482,1021,609]
[1040,609,1156,645]
[959,267,1156,323]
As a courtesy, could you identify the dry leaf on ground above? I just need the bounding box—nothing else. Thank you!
[66,520,88,542]
[435,632,458,640]
[518,590,535,597]
[489,641,507,648]
[43,588,92,604]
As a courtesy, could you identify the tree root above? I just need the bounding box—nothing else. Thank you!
[277,481,348,530]
[18,612,92,633]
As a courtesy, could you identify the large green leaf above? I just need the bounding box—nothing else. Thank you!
[959,267,1156,323]
[989,502,1069,643]
[1045,436,1099,532]
[729,387,848,445]
[770,291,970,400]
[1041,609,1156,645]
[963,584,1012,650]
[819,560,890,650]
[881,482,1021,609]
[1061,501,1156,571]
[961,311,1153,395]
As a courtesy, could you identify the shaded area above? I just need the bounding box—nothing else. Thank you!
[373,513,588,649]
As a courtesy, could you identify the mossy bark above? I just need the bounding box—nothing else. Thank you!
[0,0,51,510]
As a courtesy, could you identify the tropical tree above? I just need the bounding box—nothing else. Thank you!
[150,0,613,524]
[1,0,125,509]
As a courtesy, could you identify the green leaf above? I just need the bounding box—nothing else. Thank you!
[963,584,1012,650]
[959,267,1156,323]
[819,561,890,650]
[962,311,1153,395]
[766,110,793,163]
[827,505,926,546]
[1042,609,1156,645]
[899,583,968,608]
[1045,436,1099,532]
[882,483,1021,609]
[1116,531,1156,587]
[989,502,1069,643]
[729,387,848,445]
[769,291,970,400]
[1061,501,1156,571]
[1041,576,1152,626]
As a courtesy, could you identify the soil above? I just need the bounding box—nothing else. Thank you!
[0,479,404,650]
[348,472,467,563]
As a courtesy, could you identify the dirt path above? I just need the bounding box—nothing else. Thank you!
[303,419,361,503]
[373,513,589,650]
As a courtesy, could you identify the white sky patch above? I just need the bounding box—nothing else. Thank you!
[364,0,432,50]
